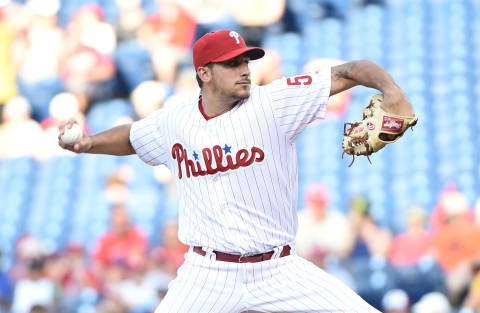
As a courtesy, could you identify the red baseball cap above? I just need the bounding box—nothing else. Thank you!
[193,30,265,71]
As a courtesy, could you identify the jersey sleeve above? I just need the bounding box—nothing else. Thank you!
[129,109,169,166]
[268,68,331,142]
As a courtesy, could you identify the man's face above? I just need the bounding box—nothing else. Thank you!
[209,54,252,100]
[111,206,130,234]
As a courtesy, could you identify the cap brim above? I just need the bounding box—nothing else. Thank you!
[211,47,265,63]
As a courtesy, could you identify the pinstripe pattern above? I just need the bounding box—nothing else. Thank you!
[131,68,380,312]
[154,251,380,313]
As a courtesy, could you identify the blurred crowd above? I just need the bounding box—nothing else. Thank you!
[0,0,201,160]
[296,184,480,313]
[0,204,186,313]
[1,180,480,313]
[0,0,479,312]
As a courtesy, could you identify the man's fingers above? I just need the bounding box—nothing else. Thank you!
[59,119,77,133]
[58,122,67,133]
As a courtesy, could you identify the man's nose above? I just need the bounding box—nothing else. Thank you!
[240,62,250,76]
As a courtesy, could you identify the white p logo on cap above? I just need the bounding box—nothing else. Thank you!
[229,31,240,44]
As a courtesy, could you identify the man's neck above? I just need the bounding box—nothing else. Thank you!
[201,89,238,118]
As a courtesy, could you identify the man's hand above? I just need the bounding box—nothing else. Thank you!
[58,119,92,153]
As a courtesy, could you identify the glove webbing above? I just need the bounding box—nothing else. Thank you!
[342,122,372,167]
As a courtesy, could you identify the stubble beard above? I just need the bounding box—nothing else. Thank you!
[212,78,250,102]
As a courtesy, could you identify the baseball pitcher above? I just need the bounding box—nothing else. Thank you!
[59,30,416,312]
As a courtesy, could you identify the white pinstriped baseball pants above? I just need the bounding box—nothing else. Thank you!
[154,246,380,313]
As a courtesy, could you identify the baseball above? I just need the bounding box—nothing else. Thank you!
[61,123,83,145]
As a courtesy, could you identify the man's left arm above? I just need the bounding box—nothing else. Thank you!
[330,60,415,117]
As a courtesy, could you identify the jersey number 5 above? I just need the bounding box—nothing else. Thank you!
[286,75,312,86]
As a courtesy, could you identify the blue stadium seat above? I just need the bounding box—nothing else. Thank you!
[86,99,135,133]
[115,41,156,93]
[17,77,64,121]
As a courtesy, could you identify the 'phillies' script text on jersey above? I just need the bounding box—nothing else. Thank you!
[172,143,265,179]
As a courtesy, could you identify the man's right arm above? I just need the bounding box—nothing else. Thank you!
[58,120,135,155]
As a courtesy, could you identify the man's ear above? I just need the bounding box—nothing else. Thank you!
[197,66,212,84]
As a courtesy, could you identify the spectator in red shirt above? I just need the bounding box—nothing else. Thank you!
[389,205,432,266]
[92,205,147,273]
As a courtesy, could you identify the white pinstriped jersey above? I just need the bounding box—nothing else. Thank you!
[130,68,331,254]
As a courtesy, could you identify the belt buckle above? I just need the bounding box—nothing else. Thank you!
[238,252,256,263]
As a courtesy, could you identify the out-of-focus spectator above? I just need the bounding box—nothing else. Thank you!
[346,195,392,259]
[158,221,188,272]
[46,243,98,312]
[60,46,117,104]
[151,43,181,84]
[0,250,12,313]
[38,92,87,159]
[16,0,62,83]
[9,236,48,281]
[115,0,147,42]
[430,189,480,304]
[144,247,175,302]
[462,255,480,312]
[162,67,197,109]
[136,1,196,84]
[137,1,196,53]
[95,298,128,313]
[382,289,410,313]
[296,183,351,259]
[130,80,167,119]
[92,205,148,274]
[412,292,452,313]
[11,0,65,121]
[28,305,47,313]
[63,4,108,55]
[147,221,188,284]
[10,257,56,313]
[307,245,357,291]
[41,92,86,129]
[229,0,286,27]
[105,172,129,207]
[172,68,197,95]
[61,4,118,104]
[430,187,476,232]
[250,49,283,86]
[474,197,480,227]
[0,16,17,104]
[389,205,432,266]
[344,196,394,308]
[390,204,445,304]
[104,164,133,206]
[0,96,43,158]
[101,260,127,299]
[109,261,158,313]
[180,0,229,25]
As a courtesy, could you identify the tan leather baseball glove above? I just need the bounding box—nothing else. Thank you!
[342,94,418,167]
